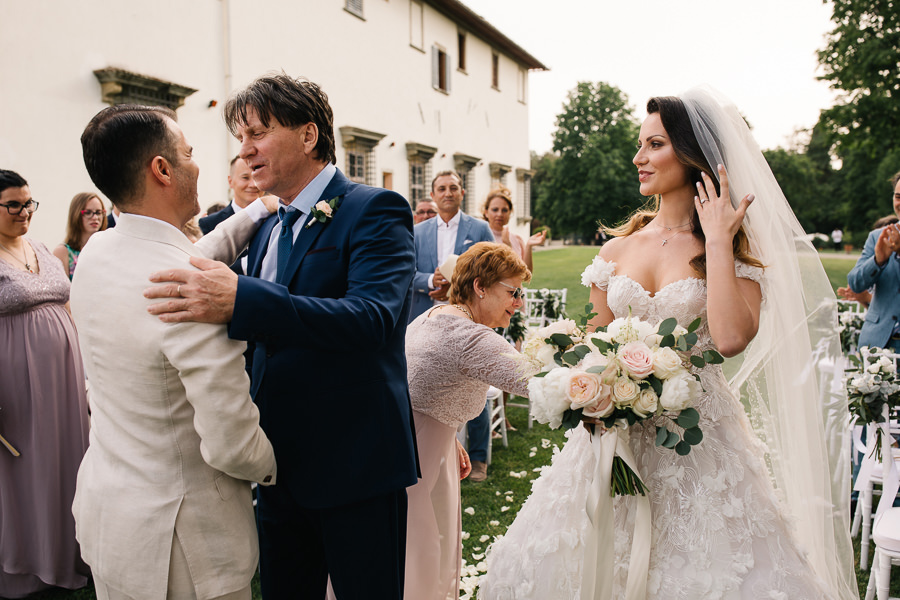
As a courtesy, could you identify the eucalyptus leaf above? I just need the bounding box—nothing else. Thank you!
[660,334,675,348]
[560,408,583,430]
[562,351,581,366]
[532,371,548,378]
[590,338,611,353]
[663,430,679,448]
[657,318,677,337]
[585,365,606,374]
[648,376,663,396]
[553,351,564,367]
[675,441,692,456]
[655,426,669,447]
[549,333,574,348]
[684,332,698,347]
[689,355,706,368]
[702,350,724,365]
[687,317,702,333]
[676,407,700,429]
[676,336,688,351]
[683,427,704,445]
[573,345,592,360]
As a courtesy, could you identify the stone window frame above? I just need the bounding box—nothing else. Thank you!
[406,142,437,206]
[93,68,197,110]
[339,126,386,187]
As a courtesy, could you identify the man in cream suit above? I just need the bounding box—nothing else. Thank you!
[71,104,277,600]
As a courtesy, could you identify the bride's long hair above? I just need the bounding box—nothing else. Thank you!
[605,96,762,278]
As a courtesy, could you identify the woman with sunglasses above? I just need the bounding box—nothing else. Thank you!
[53,192,107,280]
[403,242,533,600]
[0,170,91,597]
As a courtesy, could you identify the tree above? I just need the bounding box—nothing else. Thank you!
[763,147,832,233]
[535,82,643,241]
[816,0,900,235]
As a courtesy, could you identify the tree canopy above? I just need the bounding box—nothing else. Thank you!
[534,82,644,241]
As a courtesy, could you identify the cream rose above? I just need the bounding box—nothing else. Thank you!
[632,388,659,417]
[315,200,333,216]
[539,318,581,342]
[612,376,641,407]
[659,372,701,411]
[566,371,604,409]
[617,341,654,379]
[579,350,609,371]
[652,347,684,379]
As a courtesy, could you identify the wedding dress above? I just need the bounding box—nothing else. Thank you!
[479,256,831,599]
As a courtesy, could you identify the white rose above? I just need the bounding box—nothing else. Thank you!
[535,344,558,370]
[539,319,580,341]
[652,347,684,379]
[659,372,701,411]
[632,388,659,418]
[585,331,614,346]
[528,368,573,429]
[878,356,896,373]
[612,376,641,407]
[604,318,628,343]
[314,200,333,216]
[579,350,609,371]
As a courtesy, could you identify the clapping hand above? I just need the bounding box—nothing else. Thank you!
[694,164,754,244]
[874,223,900,266]
[526,230,547,248]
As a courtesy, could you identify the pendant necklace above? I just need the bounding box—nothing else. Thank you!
[453,303,474,321]
[654,221,692,247]
[0,240,34,273]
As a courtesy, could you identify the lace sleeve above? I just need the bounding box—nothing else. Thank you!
[581,255,617,290]
[457,324,530,397]
[734,259,765,303]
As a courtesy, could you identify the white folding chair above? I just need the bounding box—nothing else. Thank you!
[865,402,900,599]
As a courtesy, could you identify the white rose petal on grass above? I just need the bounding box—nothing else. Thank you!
[464,507,475,515]
[473,546,482,551]
[489,520,500,526]
[501,506,510,512]
[506,496,514,503]
[479,535,490,542]
[541,438,552,448]
[529,451,536,457]
[461,531,470,540]
[495,491,501,496]
[472,553,485,560]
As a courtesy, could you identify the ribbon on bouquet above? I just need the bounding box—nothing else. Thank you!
[581,427,650,600]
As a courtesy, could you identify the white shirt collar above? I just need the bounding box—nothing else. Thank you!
[437,210,461,229]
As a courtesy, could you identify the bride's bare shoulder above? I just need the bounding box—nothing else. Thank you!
[598,236,630,261]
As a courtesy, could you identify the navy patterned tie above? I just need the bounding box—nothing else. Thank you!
[276,207,302,283]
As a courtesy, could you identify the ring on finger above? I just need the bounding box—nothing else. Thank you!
[177,285,182,297]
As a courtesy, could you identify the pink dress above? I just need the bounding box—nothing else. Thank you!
[404,312,529,600]
[0,240,91,597]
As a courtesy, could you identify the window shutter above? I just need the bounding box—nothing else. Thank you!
[446,56,451,92]
[432,46,439,89]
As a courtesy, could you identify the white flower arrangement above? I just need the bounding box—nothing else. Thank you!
[847,346,900,459]
[518,305,720,495]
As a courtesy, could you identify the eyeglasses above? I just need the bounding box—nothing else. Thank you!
[498,281,525,300]
[81,209,105,218]
[0,200,39,215]
[415,209,437,216]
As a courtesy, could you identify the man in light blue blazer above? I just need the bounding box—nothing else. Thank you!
[848,171,900,352]
[409,170,495,480]
[409,170,495,320]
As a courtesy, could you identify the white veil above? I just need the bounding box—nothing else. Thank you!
[681,86,857,599]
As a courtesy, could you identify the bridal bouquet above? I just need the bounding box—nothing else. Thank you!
[847,346,900,460]
[520,306,721,496]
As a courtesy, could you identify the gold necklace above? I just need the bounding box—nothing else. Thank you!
[654,220,692,231]
[653,221,692,246]
[453,303,474,321]
[0,240,34,272]
[659,229,690,247]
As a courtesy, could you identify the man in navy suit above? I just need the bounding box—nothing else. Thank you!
[408,171,495,481]
[198,156,261,235]
[144,73,418,600]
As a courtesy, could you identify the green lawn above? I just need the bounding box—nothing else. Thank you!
[31,247,869,600]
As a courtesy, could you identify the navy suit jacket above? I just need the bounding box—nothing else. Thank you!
[229,168,418,509]
[849,227,900,349]
[409,212,494,321]
[199,204,236,235]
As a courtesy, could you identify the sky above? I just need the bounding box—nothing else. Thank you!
[460,0,839,154]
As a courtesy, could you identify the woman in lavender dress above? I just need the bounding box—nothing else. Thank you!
[0,170,91,597]
[404,242,532,600]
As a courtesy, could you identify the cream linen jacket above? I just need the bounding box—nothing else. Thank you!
[70,211,277,600]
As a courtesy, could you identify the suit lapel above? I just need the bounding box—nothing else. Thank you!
[455,214,472,254]
[248,214,279,277]
[279,169,351,286]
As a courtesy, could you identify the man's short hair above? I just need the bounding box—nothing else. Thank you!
[891,170,900,189]
[431,170,462,192]
[81,105,178,207]
[224,72,336,165]
[230,155,243,169]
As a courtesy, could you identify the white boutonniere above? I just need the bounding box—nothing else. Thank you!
[306,196,339,229]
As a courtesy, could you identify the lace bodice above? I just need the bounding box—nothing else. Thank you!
[0,239,70,316]
[405,313,529,428]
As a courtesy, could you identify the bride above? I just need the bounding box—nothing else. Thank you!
[478,87,858,599]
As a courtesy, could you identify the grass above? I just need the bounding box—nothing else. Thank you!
[31,246,868,599]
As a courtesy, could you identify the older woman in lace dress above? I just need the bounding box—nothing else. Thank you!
[404,242,532,600]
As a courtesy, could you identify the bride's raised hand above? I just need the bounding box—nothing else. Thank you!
[694,164,754,245]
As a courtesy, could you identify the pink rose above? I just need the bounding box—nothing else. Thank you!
[566,371,603,409]
[617,341,654,379]
[582,384,614,418]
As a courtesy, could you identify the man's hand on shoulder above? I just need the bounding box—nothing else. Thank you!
[259,194,280,214]
[144,256,238,323]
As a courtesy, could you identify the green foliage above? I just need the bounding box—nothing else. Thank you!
[815,0,900,234]
[534,82,644,240]
[763,146,836,233]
